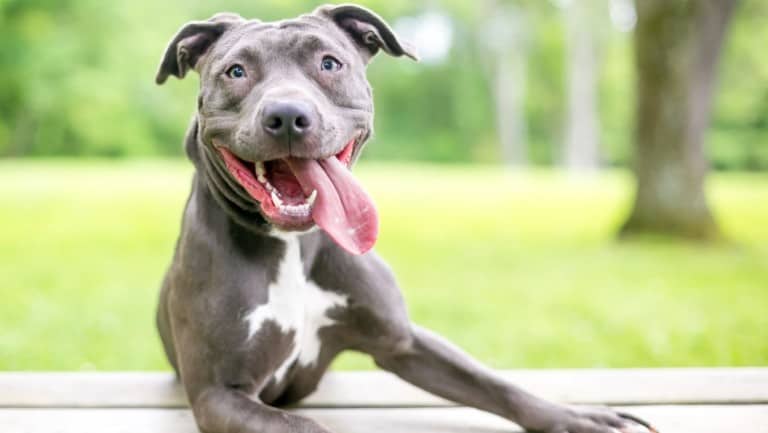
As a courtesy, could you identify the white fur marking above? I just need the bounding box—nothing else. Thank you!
[244,234,347,384]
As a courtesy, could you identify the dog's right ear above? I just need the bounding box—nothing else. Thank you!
[315,4,418,63]
[155,13,244,85]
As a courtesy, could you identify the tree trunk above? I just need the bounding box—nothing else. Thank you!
[480,1,529,167]
[620,0,738,239]
[494,47,528,166]
[563,0,602,172]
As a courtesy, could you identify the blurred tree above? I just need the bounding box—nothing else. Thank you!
[620,0,739,239]
[479,0,530,166]
[562,0,605,171]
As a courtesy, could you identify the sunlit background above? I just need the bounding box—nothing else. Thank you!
[1,0,766,371]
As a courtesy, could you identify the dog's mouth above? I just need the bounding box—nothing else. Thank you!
[216,134,378,255]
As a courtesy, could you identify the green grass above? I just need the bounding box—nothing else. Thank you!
[1,159,767,371]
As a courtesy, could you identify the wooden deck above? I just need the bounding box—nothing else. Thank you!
[1,368,767,432]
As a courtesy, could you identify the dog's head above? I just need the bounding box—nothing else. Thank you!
[156,4,417,254]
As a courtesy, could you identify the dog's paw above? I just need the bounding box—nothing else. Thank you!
[528,405,657,433]
[556,406,656,433]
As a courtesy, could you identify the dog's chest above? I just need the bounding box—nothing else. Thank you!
[244,235,347,384]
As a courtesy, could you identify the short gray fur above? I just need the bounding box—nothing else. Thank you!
[154,4,654,433]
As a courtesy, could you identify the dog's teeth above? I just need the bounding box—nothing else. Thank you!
[306,190,317,206]
[265,183,274,192]
[255,162,266,177]
[279,202,311,217]
[270,188,315,217]
[254,162,268,184]
[271,191,283,206]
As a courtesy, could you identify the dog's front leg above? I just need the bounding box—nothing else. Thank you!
[372,325,642,433]
[169,296,335,433]
[190,386,332,433]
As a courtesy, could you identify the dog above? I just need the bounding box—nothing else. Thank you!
[154,4,655,433]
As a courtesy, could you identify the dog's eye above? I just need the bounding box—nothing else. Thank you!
[226,65,246,79]
[320,56,342,72]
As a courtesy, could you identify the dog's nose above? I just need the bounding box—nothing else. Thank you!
[261,101,314,139]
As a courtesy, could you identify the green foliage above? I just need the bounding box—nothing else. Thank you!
[710,0,768,171]
[1,160,767,370]
[0,0,766,168]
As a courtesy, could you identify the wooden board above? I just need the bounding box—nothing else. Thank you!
[1,405,767,433]
[1,368,767,408]
[308,368,768,407]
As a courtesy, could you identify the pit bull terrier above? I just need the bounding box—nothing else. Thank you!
[154,4,655,433]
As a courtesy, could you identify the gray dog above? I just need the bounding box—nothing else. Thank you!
[155,4,655,433]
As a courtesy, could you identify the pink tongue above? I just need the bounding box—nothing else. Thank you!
[285,157,378,255]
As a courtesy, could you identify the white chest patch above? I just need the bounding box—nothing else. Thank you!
[244,234,347,384]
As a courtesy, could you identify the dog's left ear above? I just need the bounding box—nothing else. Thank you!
[155,13,245,85]
[316,4,419,63]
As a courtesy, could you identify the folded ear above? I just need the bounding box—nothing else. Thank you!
[155,13,245,85]
[316,4,418,63]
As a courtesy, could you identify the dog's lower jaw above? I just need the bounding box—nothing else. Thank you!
[199,141,273,234]
[196,137,336,242]
[210,132,378,255]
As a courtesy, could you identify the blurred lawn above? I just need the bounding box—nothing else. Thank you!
[1,159,767,371]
